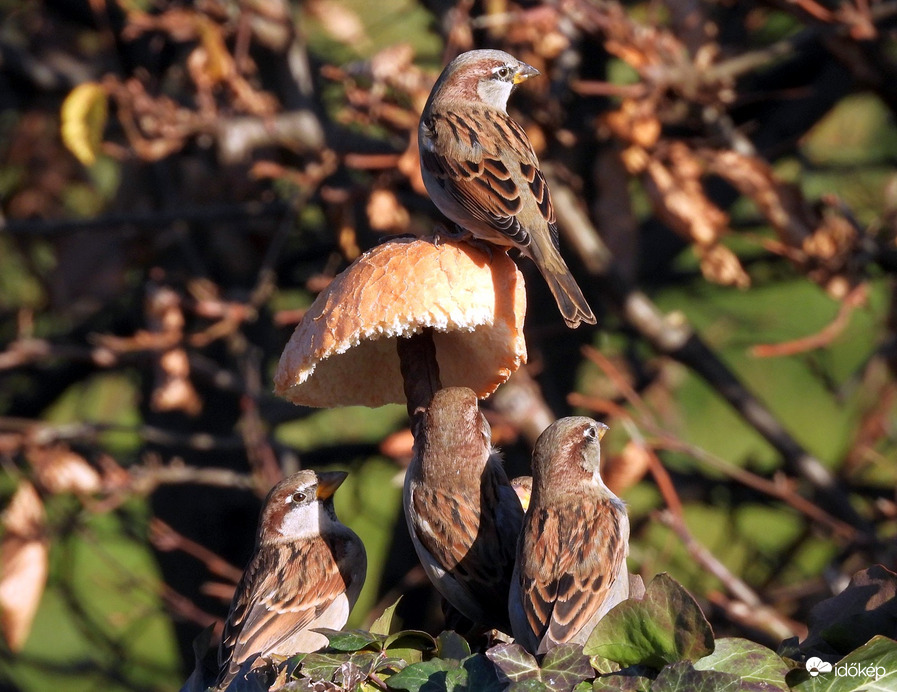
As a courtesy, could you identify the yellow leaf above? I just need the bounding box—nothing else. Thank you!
[60,82,108,166]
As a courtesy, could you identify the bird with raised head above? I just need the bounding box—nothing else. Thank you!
[404,386,524,633]
[216,470,366,689]
[419,49,596,329]
[509,418,629,654]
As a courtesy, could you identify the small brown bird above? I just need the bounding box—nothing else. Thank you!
[419,49,596,329]
[404,387,524,632]
[510,476,533,512]
[216,470,366,689]
[509,418,629,654]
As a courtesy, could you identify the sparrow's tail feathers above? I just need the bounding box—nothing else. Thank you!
[528,239,596,329]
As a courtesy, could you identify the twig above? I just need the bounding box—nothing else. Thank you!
[573,348,857,538]
[656,509,803,642]
[706,591,808,642]
[572,390,855,538]
[1,201,288,236]
[149,518,243,583]
[547,170,865,528]
[127,459,256,495]
[0,417,249,452]
[751,283,867,357]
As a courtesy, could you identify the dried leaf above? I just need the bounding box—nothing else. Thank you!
[28,444,102,495]
[643,143,729,247]
[60,82,108,166]
[379,428,414,464]
[367,188,410,233]
[151,362,203,416]
[708,150,814,248]
[696,244,750,289]
[0,482,48,652]
[603,99,661,149]
[307,0,370,50]
[801,565,897,658]
[603,442,650,496]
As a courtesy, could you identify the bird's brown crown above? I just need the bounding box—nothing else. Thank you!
[532,418,609,498]
[425,49,538,109]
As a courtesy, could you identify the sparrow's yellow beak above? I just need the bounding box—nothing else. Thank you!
[315,471,348,500]
[513,63,540,85]
[595,422,609,441]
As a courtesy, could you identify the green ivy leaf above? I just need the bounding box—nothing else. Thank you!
[506,680,551,691]
[386,658,454,691]
[385,630,437,651]
[299,651,349,680]
[788,635,897,691]
[583,573,714,669]
[315,628,384,652]
[802,565,897,657]
[436,631,471,661]
[540,643,593,691]
[590,673,652,691]
[371,597,403,636]
[651,660,749,691]
[384,630,437,664]
[386,655,501,692]
[376,655,413,673]
[460,653,505,691]
[694,637,789,690]
[485,643,541,682]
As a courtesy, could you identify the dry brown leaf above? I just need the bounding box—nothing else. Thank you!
[603,98,661,149]
[643,143,729,247]
[708,150,815,247]
[708,150,858,295]
[367,188,410,233]
[379,428,414,464]
[152,350,202,416]
[0,482,48,652]
[603,441,651,496]
[307,0,370,50]
[399,134,426,195]
[28,444,102,495]
[502,6,570,59]
[697,244,751,289]
[158,348,191,379]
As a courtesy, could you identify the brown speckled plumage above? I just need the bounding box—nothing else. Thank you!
[510,417,630,653]
[404,387,523,632]
[419,49,596,329]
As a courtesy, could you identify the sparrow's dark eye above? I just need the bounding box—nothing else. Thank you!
[496,66,511,79]
[584,426,599,441]
[291,491,307,503]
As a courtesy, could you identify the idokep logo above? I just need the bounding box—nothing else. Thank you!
[805,656,888,680]
[805,657,833,677]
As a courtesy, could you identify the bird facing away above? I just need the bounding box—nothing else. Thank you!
[216,470,366,689]
[404,386,524,633]
[418,49,596,329]
[510,418,630,654]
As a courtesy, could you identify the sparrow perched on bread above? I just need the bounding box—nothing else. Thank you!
[418,49,596,329]
[216,470,366,689]
[404,387,524,632]
[509,418,629,654]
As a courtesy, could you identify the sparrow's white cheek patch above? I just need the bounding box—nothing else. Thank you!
[279,502,320,539]
[476,79,514,111]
